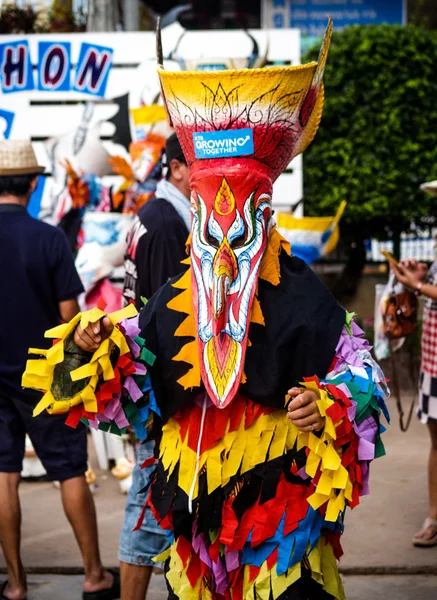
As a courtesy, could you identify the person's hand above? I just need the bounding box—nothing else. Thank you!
[417,262,429,281]
[391,262,422,290]
[73,317,114,352]
[398,259,428,280]
[286,387,324,432]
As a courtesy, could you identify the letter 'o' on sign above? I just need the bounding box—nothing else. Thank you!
[38,42,71,91]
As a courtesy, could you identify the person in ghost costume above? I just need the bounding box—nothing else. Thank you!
[23,21,389,600]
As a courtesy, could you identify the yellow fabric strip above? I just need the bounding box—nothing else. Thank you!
[295,381,353,522]
[108,304,138,324]
[28,348,47,356]
[160,404,300,499]
[22,306,138,417]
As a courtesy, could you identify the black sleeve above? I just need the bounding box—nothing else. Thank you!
[137,217,188,302]
[51,229,84,302]
[138,280,199,424]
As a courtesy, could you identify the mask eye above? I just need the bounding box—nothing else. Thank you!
[230,233,246,249]
[206,232,220,249]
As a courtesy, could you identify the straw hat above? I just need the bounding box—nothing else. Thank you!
[0,140,44,176]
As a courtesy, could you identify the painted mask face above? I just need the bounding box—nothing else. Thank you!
[190,167,272,407]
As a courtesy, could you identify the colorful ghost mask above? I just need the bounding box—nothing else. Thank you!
[157,20,332,408]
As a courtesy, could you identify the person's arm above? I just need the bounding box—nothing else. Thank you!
[52,230,84,320]
[59,298,80,322]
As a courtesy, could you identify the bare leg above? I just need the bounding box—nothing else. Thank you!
[60,475,114,593]
[0,473,26,600]
[120,562,153,600]
[415,423,437,541]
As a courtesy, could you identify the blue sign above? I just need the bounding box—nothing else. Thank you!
[288,0,405,37]
[73,43,113,98]
[0,40,34,93]
[38,42,71,91]
[193,129,254,159]
[0,109,15,139]
[27,175,46,219]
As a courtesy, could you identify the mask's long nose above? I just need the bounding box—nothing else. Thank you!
[211,238,238,336]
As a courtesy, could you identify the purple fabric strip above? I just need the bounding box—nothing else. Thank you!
[225,549,240,571]
[347,400,357,422]
[334,325,371,370]
[88,418,99,430]
[211,554,228,595]
[121,316,141,339]
[297,466,310,480]
[127,337,140,358]
[132,361,147,376]
[121,317,141,359]
[103,393,121,420]
[112,403,129,429]
[361,462,370,495]
[124,376,143,402]
[191,522,228,593]
[355,415,378,443]
[357,438,375,461]
[96,414,111,423]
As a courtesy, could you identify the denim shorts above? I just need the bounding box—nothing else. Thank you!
[118,440,171,567]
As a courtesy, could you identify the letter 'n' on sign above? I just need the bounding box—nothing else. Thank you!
[38,42,71,91]
[73,43,113,98]
[0,40,34,93]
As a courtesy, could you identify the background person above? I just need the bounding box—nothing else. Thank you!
[392,259,437,547]
[119,133,191,600]
[0,140,120,600]
[122,133,191,309]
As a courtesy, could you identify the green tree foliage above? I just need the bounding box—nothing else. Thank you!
[303,25,437,243]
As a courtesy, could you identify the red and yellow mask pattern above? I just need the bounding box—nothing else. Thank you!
[190,166,272,406]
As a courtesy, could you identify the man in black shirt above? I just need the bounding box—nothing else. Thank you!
[0,141,119,600]
[119,134,190,600]
[123,133,191,309]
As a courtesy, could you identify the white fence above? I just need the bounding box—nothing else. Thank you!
[368,232,437,263]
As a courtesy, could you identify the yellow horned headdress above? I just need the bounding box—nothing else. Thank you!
[157,20,332,409]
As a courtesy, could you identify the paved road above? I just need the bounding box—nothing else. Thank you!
[8,573,437,600]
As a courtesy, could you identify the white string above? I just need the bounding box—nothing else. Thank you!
[188,393,207,514]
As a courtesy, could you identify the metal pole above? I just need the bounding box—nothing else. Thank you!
[123,0,139,31]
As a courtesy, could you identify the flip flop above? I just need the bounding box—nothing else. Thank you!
[0,582,8,600]
[82,570,120,600]
[412,517,437,547]
[0,581,27,600]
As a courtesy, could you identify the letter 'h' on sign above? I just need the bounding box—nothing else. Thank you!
[0,40,113,97]
[0,40,34,93]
